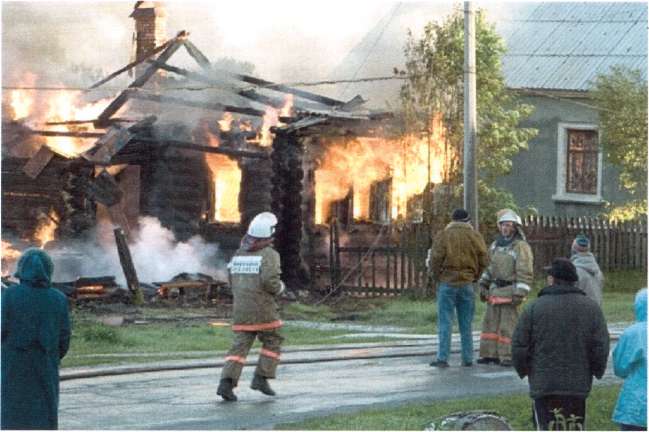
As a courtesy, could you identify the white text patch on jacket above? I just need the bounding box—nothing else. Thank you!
[228,256,263,274]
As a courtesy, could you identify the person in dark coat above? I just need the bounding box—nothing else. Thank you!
[1,248,71,430]
[512,258,609,431]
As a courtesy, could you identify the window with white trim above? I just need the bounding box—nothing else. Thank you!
[566,129,598,194]
[553,123,603,203]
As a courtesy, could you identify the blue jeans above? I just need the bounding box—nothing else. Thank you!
[436,282,475,363]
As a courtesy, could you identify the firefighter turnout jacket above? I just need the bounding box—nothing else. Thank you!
[228,245,284,331]
[479,236,534,304]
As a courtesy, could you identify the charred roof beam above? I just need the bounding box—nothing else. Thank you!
[94,32,188,128]
[146,60,285,109]
[128,91,266,117]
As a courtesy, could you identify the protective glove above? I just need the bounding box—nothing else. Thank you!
[511,295,525,306]
[479,284,489,303]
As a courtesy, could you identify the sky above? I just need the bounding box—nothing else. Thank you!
[1,0,400,85]
[0,1,528,105]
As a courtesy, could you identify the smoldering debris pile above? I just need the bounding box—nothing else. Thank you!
[1,272,228,306]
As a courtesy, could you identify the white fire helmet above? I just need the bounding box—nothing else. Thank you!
[247,212,278,238]
[497,209,522,226]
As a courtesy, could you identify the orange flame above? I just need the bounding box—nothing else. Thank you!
[8,72,37,119]
[10,90,34,120]
[240,120,254,132]
[218,112,233,132]
[1,240,22,277]
[315,114,451,224]
[1,241,21,260]
[206,154,241,222]
[44,91,113,157]
[194,117,242,223]
[259,95,293,147]
[4,72,115,158]
[34,209,58,248]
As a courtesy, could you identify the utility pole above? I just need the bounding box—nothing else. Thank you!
[463,1,478,230]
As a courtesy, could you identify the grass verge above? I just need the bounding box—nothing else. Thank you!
[62,320,386,368]
[63,269,644,368]
[276,384,622,430]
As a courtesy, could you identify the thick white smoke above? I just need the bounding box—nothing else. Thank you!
[128,216,225,283]
[49,216,226,285]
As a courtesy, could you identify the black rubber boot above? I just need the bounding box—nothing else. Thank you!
[477,357,500,365]
[217,378,238,402]
[251,374,276,396]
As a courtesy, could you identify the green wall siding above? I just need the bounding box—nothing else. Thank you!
[495,95,633,217]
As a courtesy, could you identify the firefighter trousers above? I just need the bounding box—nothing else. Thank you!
[479,303,519,361]
[220,329,283,385]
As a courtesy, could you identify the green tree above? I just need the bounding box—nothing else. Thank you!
[591,66,648,221]
[398,10,537,232]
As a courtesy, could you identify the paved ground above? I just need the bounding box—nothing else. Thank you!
[59,331,623,430]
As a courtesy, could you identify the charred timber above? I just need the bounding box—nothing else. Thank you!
[147,60,285,109]
[114,228,144,305]
[95,36,186,128]
[220,130,258,141]
[28,130,105,138]
[88,38,176,90]
[182,40,212,71]
[129,92,266,117]
[45,118,136,126]
[136,137,269,159]
[211,68,346,107]
[271,130,307,291]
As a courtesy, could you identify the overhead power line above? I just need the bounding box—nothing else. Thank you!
[2,80,609,113]
[2,75,408,92]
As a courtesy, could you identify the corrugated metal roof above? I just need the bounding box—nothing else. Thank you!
[611,21,648,55]
[499,2,647,91]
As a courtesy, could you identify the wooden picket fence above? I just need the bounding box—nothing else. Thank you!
[522,215,648,274]
[329,215,647,298]
[329,221,430,298]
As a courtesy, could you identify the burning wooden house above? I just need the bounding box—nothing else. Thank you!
[2,2,453,297]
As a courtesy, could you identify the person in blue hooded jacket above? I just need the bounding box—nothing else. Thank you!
[1,248,71,430]
[612,288,647,431]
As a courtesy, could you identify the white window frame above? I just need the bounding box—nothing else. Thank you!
[552,122,603,204]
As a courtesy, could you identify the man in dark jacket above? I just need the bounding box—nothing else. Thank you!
[2,248,71,430]
[427,208,488,368]
[512,258,609,430]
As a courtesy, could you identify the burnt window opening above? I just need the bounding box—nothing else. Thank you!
[370,178,392,224]
[566,129,599,194]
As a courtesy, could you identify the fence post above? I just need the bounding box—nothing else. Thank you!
[371,250,376,291]
[635,220,642,269]
[329,222,335,290]
[400,228,406,294]
[640,216,647,272]
[604,218,611,272]
[357,249,363,295]
[334,219,341,288]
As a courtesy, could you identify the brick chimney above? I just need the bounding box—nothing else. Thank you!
[130,1,168,77]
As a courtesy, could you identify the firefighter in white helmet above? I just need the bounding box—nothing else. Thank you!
[217,212,285,402]
[476,209,534,367]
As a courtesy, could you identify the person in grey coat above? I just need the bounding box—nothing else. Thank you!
[570,234,604,306]
[512,258,609,431]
